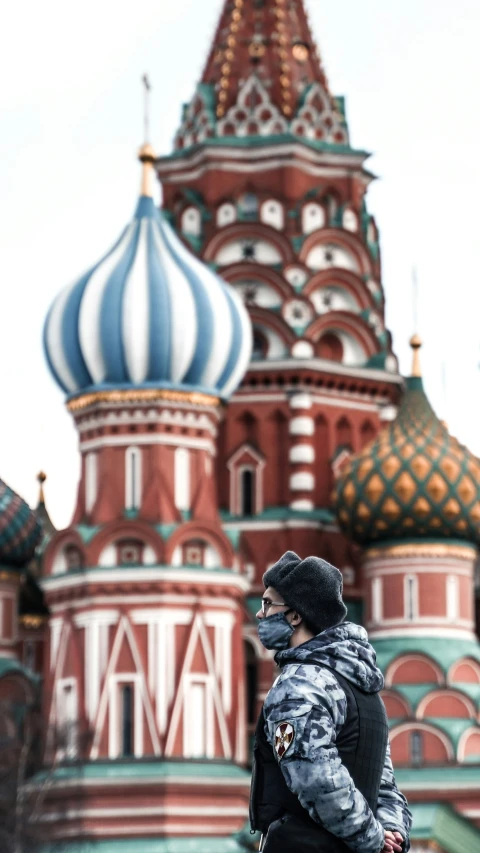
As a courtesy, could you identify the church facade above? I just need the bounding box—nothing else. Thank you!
[1,2,480,851]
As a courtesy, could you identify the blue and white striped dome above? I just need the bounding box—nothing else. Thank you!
[44,151,252,400]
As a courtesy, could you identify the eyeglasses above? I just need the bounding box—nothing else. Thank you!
[261,598,287,616]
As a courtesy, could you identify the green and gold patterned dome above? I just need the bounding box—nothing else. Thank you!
[333,337,480,545]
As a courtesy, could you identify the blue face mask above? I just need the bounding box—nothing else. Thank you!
[258,611,294,651]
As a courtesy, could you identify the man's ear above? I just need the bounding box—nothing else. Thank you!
[290,611,302,626]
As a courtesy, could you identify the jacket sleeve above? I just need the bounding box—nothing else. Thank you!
[376,741,412,851]
[264,669,385,853]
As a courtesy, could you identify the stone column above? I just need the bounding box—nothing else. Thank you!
[288,393,315,511]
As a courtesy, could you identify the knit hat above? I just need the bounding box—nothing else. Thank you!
[263,550,347,635]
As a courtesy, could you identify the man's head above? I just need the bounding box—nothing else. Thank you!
[256,551,347,648]
[256,585,312,648]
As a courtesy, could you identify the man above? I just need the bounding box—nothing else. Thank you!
[249,551,412,853]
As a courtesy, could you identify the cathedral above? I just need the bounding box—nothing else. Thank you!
[1,1,480,851]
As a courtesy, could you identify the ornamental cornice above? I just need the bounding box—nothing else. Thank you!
[67,388,221,414]
[19,614,48,629]
[364,542,477,561]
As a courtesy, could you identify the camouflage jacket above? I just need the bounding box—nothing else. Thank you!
[264,622,412,853]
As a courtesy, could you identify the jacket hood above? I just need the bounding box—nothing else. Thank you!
[275,621,384,694]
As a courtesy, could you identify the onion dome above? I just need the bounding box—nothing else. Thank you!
[0,479,42,567]
[43,145,252,400]
[333,337,480,545]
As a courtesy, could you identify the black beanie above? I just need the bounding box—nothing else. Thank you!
[263,551,347,635]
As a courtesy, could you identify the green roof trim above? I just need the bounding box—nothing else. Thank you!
[0,656,40,684]
[410,803,480,853]
[39,839,248,853]
[393,681,480,713]
[395,765,480,788]
[33,759,251,784]
[75,525,101,544]
[220,506,335,524]
[430,717,475,748]
[373,637,480,676]
[163,132,370,161]
[155,524,176,540]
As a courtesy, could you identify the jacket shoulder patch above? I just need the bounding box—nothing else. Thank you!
[274,722,294,759]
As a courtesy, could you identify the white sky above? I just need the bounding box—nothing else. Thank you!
[1,0,480,529]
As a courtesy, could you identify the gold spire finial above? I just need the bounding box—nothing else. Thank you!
[409,334,422,377]
[37,470,47,504]
[139,74,155,197]
[138,143,156,197]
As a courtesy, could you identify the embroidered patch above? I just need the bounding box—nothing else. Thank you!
[274,722,294,759]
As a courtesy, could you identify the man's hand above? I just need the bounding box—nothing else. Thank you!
[381,830,404,853]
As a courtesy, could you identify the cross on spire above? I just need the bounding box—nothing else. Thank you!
[142,73,151,144]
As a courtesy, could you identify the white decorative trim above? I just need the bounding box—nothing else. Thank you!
[125,446,142,511]
[76,407,218,436]
[38,805,249,821]
[223,518,336,532]
[404,574,418,621]
[363,563,473,578]
[446,574,459,622]
[289,393,312,410]
[174,447,191,512]
[369,615,473,629]
[80,433,215,455]
[289,444,315,464]
[165,613,232,760]
[372,577,383,624]
[41,568,249,592]
[289,499,314,511]
[289,416,314,436]
[91,615,160,760]
[289,472,314,491]
[448,657,480,683]
[457,726,480,762]
[372,626,476,641]
[85,452,98,513]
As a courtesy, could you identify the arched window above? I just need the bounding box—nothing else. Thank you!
[217,203,236,227]
[302,202,325,234]
[252,329,268,360]
[360,420,376,448]
[410,731,423,767]
[240,469,255,516]
[57,679,78,759]
[335,416,353,449]
[181,206,201,236]
[317,332,344,362]
[238,193,258,218]
[85,452,98,514]
[65,545,84,571]
[175,447,191,511]
[260,199,284,230]
[125,447,142,511]
[121,685,134,757]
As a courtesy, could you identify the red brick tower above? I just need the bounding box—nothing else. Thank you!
[157,0,403,632]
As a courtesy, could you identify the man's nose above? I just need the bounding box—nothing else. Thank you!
[256,607,264,619]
